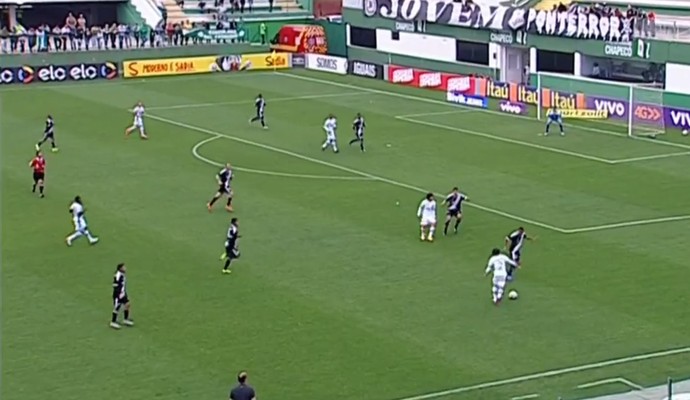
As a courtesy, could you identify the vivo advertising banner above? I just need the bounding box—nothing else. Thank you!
[586,96,690,129]
[305,54,348,75]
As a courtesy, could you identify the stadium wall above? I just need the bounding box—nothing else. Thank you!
[0,44,269,68]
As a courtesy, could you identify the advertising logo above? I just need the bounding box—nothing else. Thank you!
[349,61,381,79]
[34,63,118,83]
[316,56,338,71]
[305,54,347,75]
[670,110,690,128]
[241,53,289,70]
[292,54,306,67]
[593,99,627,117]
[498,101,525,115]
[604,43,633,57]
[558,109,608,119]
[447,77,471,92]
[392,68,414,84]
[0,68,17,84]
[419,72,441,88]
[634,105,661,121]
[446,92,488,108]
[0,63,116,84]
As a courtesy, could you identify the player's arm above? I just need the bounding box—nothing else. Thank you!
[416,202,424,218]
[484,261,493,275]
[504,235,512,250]
[503,255,518,268]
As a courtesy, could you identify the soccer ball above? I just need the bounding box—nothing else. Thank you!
[682,129,688,136]
[508,290,519,300]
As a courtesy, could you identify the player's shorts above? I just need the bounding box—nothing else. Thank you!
[447,208,462,218]
[73,217,87,233]
[225,245,240,259]
[510,248,521,264]
[492,274,507,290]
[420,216,436,226]
[113,295,130,311]
[217,184,231,195]
[133,118,144,128]
[356,129,364,139]
[33,171,45,182]
[256,110,264,118]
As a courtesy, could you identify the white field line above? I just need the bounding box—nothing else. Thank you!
[192,136,373,181]
[396,116,616,165]
[562,215,690,234]
[611,151,690,164]
[577,377,644,390]
[0,71,273,93]
[392,346,690,400]
[147,92,366,111]
[510,394,540,400]
[148,113,570,233]
[276,72,690,152]
[396,109,477,119]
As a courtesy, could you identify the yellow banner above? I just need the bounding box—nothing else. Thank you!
[556,109,609,119]
[240,52,290,70]
[123,56,218,78]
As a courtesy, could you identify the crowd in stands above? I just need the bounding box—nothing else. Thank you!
[551,2,656,38]
[0,12,247,54]
[175,0,274,15]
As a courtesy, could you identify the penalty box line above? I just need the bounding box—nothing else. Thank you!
[392,346,690,400]
[149,114,690,235]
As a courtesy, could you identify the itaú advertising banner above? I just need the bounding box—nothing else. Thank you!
[387,65,477,94]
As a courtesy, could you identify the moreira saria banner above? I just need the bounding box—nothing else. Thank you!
[363,0,633,41]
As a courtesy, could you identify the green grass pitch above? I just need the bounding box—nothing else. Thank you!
[2,70,690,400]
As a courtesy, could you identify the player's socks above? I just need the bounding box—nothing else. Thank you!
[208,196,219,207]
[420,227,426,241]
[360,141,365,152]
[348,138,358,145]
[39,185,44,197]
[429,226,436,240]
[32,183,37,192]
[454,220,461,233]
[35,143,40,151]
[443,221,450,235]
[67,232,82,243]
[112,312,119,323]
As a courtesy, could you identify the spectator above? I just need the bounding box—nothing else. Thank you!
[268,0,273,12]
[647,11,656,37]
[0,26,9,53]
[65,12,77,30]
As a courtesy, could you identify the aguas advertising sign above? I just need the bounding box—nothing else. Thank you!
[348,60,383,79]
[363,0,633,41]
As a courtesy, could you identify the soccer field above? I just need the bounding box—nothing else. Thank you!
[2,70,690,400]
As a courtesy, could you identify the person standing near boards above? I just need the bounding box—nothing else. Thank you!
[229,371,256,400]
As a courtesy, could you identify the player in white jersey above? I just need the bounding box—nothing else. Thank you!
[417,192,437,241]
[66,196,99,246]
[125,101,148,139]
[321,114,339,153]
[485,248,517,305]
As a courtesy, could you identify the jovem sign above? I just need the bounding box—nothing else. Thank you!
[363,0,633,41]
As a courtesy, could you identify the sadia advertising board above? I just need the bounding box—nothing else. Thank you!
[0,62,118,85]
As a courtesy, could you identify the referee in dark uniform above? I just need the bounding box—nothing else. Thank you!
[229,371,256,400]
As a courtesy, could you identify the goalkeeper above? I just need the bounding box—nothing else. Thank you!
[545,107,564,136]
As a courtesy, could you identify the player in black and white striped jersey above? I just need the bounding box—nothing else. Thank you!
[442,187,469,235]
[35,115,58,152]
[221,218,241,274]
[110,263,134,329]
[207,163,234,212]
[348,113,366,152]
[505,227,532,280]
[249,94,267,129]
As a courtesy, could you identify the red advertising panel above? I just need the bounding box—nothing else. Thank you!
[387,65,476,94]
